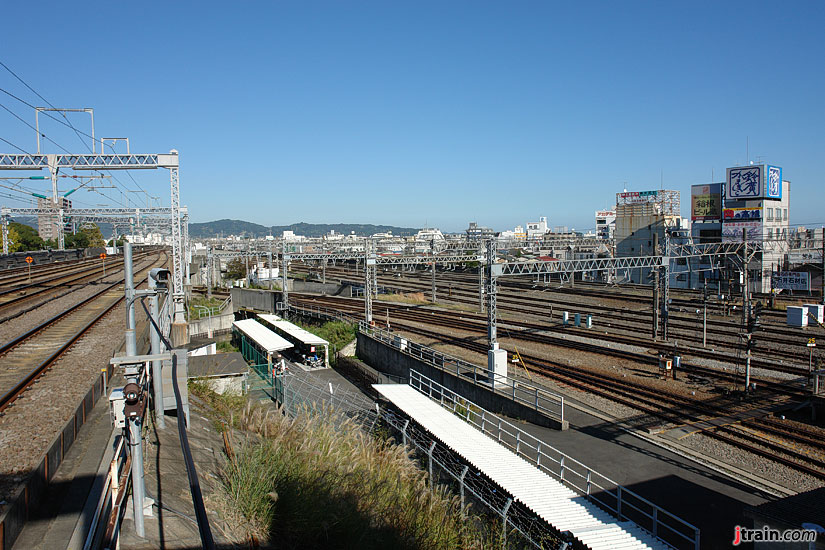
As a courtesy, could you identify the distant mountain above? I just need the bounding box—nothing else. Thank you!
[188,219,421,239]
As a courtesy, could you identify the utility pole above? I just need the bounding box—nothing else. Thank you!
[661,228,670,341]
[821,227,824,305]
[652,233,659,340]
[206,246,213,300]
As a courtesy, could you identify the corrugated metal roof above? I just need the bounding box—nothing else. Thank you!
[259,314,329,346]
[373,384,670,550]
[232,319,293,353]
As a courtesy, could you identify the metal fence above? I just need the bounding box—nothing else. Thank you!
[409,370,700,550]
[360,321,565,424]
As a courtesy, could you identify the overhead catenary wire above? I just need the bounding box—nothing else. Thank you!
[0,70,151,206]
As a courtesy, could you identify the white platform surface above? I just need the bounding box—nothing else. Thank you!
[373,383,672,550]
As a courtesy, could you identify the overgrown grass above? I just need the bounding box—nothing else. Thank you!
[292,319,356,354]
[188,295,224,318]
[376,292,429,305]
[216,402,499,549]
[217,340,239,353]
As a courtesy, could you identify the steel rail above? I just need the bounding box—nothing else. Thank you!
[0,253,166,411]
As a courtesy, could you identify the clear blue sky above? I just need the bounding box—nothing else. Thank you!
[1,1,823,233]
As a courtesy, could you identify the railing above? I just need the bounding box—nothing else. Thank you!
[360,321,565,424]
[409,370,700,550]
[84,436,129,550]
[288,303,361,326]
[158,294,172,350]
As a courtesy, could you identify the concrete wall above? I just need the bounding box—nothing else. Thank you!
[231,287,277,313]
[189,314,234,338]
[291,280,346,295]
[357,332,566,430]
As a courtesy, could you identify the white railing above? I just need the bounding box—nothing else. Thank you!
[84,435,129,550]
[409,370,700,550]
[361,321,565,424]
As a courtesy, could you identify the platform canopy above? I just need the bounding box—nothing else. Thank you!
[258,314,329,346]
[232,319,293,353]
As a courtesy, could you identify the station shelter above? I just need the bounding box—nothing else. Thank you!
[258,314,330,368]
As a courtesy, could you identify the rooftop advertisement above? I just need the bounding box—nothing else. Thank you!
[723,207,762,221]
[691,184,721,221]
[725,165,783,200]
[722,220,762,242]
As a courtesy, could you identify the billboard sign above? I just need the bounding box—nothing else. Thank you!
[772,271,810,291]
[691,184,721,221]
[617,190,659,204]
[726,165,762,199]
[726,164,783,200]
[723,207,762,221]
[767,165,782,199]
[722,220,761,241]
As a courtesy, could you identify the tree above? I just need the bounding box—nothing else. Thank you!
[0,225,22,253]
[10,222,44,251]
[224,257,247,280]
[78,224,106,247]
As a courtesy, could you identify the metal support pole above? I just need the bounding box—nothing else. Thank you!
[129,413,145,537]
[743,229,751,391]
[268,241,273,291]
[1,215,8,255]
[703,279,707,348]
[431,238,436,303]
[459,465,469,516]
[207,247,213,299]
[486,239,498,347]
[282,241,289,320]
[124,242,137,356]
[479,263,484,312]
[661,229,670,340]
[148,276,165,429]
[501,497,513,548]
[821,227,824,305]
[652,234,659,340]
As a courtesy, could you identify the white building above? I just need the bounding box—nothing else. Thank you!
[594,210,616,240]
[526,216,550,239]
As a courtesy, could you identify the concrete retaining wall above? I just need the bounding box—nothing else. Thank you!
[291,280,345,295]
[357,332,566,430]
[189,313,234,338]
[231,287,277,313]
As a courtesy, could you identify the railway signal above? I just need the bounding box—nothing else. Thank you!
[25,255,33,282]
[100,252,107,276]
[809,338,817,372]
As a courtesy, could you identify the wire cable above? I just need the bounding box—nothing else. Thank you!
[140,298,215,550]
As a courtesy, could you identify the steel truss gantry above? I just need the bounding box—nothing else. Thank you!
[0,151,187,324]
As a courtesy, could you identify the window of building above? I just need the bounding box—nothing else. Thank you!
[776,208,781,220]
[766,209,773,221]
[767,228,773,239]
[783,208,788,221]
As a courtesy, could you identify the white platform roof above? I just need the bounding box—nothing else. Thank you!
[258,314,329,346]
[373,384,670,550]
[232,319,293,353]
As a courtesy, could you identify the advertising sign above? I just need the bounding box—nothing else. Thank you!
[722,221,761,241]
[767,165,782,199]
[772,271,810,291]
[617,190,659,205]
[691,184,721,221]
[726,165,762,199]
[723,207,762,221]
[726,164,783,200]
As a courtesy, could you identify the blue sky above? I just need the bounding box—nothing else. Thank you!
[1,1,823,233]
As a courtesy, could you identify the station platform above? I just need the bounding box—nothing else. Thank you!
[374,383,672,550]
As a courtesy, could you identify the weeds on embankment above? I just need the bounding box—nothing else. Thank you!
[192,383,502,549]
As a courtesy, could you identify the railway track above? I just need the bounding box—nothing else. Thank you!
[293,264,821,369]
[0,252,154,321]
[292,294,825,480]
[0,252,168,412]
